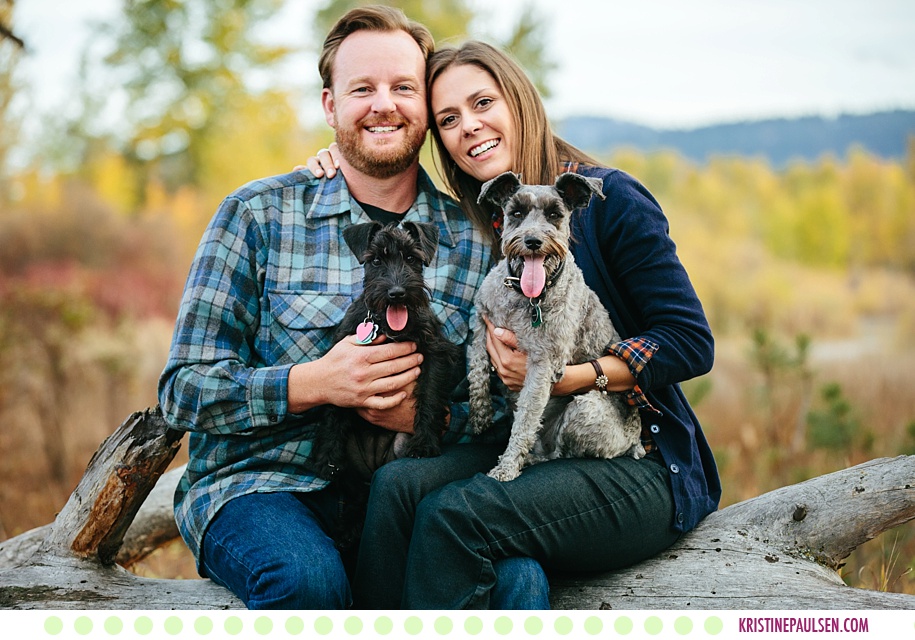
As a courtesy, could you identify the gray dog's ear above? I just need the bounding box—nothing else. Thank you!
[477,171,522,207]
[554,173,606,210]
[343,221,383,263]
[401,221,440,266]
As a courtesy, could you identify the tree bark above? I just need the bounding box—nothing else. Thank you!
[1,406,913,610]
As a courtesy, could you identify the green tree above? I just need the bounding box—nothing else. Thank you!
[97,0,295,190]
[313,0,556,96]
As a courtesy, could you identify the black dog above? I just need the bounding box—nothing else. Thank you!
[311,221,462,550]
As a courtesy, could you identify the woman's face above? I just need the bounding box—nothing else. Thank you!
[430,64,515,182]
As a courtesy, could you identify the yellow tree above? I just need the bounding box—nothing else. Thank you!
[98,0,295,191]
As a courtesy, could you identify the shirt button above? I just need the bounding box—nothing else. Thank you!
[650,424,660,434]
[669,464,680,474]
[268,414,278,423]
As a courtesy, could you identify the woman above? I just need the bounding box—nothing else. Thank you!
[308,41,719,610]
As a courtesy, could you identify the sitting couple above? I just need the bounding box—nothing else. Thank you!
[158,4,719,610]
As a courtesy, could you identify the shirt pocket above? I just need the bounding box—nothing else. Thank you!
[430,298,471,346]
[266,289,350,363]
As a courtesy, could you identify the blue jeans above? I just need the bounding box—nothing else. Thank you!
[201,489,351,609]
[200,484,547,609]
[355,444,678,609]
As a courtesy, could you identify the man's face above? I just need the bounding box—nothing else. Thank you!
[322,30,428,179]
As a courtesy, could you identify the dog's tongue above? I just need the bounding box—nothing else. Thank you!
[521,255,546,298]
[386,304,409,331]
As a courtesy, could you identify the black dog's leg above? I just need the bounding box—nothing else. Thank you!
[312,407,351,479]
[401,337,458,458]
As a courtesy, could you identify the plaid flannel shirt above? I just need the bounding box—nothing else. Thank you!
[158,167,507,564]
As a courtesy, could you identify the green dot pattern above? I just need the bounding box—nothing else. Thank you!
[434,616,453,635]
[494,616,513,635]
[644,616,664,635]
[164,616,183,635]
[286,616,305,635]
[135,616,153,635]
[675,615,694,635]
[22,611,791,638]
[104,616,123,635]
[464,616,484,635]
[705,616,724,635]
[74,616,93,635]
[193,616,213,635]
[374,616,393,635]
[554,615,573,635]
[224,616,243,635]
[523,616,543,635]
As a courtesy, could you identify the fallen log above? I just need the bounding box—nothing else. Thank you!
[0,408,912,609]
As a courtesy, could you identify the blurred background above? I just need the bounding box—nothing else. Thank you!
[1,0,913,594]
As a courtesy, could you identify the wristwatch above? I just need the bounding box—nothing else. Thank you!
[589,359,609,394]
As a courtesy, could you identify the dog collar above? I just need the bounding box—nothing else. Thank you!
[503,259,566,328]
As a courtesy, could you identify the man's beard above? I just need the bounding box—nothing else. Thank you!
[334,114,427,179]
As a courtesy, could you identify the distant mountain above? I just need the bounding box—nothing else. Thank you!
[556,110,915,166]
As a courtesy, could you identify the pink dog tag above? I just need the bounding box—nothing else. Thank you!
[355,320,378,345]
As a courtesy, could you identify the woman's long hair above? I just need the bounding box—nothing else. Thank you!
[426,41,597,254]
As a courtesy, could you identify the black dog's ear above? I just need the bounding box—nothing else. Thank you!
[477,171,522,208]
[401,221,440,266]
[554,173,606,210]
[343,221,382,263]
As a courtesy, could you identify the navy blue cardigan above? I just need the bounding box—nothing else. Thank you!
[569,165,721,533]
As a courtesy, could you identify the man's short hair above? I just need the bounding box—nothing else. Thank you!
[318,5,435,90]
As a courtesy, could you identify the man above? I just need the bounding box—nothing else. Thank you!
[159,6,544,609]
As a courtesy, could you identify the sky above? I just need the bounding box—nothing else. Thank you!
[9,0,915,132]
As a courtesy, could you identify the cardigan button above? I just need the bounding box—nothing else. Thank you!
[677,512,685,524]
[669,464,680,474]
[650,424,660,434]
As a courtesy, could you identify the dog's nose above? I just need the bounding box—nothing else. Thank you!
[524,236,543,251]
[388,286,406,300]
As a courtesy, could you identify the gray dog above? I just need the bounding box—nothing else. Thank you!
[468,171,645,481]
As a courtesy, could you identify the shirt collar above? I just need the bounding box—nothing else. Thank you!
[306,165,457,249]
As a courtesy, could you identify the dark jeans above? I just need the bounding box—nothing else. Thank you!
[199,480,548,609]
[355,444,679,609]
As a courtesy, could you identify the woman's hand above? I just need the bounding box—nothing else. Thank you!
[483,316,635,396]
[294,142,340,178]
[484,317,527,392]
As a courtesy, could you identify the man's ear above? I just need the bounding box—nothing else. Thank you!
[343,222,382,263]
[478,171,522,208]
[402,221,440,266]
[321,88,336,128]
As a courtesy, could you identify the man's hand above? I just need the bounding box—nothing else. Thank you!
[287,334,422,415]
[356,379,417,433]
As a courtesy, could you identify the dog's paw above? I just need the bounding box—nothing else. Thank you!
[315,461,340,480]
[402,440,441,459]
[487,464,521,482]
[469,416,490,435]
[628,442,647,460]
